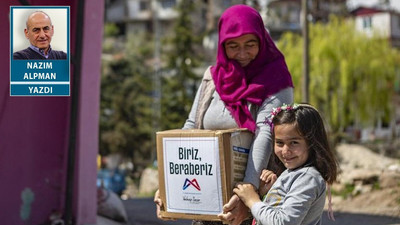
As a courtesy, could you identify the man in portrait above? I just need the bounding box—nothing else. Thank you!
[13,11,67,60]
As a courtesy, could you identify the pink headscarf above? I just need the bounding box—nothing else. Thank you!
[211,4,293,132]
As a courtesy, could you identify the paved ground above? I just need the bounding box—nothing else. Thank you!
[122,197,400,225]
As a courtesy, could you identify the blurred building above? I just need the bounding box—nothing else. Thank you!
[104,0,400,46]
[103,0,245,65]
[104,0,244,37]
[350,6,400,48]
[105,0,178,36]
[264,0,348,40]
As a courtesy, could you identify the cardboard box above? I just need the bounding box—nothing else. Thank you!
[156,129,253,221]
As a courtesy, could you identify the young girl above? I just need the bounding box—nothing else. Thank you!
[233,103,338,225]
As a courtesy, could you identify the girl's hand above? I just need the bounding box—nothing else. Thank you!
[218,194,249,225]
[232,183,261,209]
[259,170,277,197]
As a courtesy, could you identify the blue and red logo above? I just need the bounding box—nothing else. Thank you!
[182,178,201,191]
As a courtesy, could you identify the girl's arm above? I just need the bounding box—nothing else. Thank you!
[251,170,326,225]
[234,170,277,210]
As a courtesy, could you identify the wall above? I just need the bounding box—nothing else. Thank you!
[0,0,103,224]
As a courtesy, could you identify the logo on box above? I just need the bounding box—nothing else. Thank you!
[183,178,201,191]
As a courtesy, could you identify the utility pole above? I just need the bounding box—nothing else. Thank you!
[301,0,310,103]
[151,0,161,163]
[206,0,215,31]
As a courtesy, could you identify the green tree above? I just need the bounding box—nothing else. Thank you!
[160,0,204,130]
[278,16,400,141]
[100,32,154,170]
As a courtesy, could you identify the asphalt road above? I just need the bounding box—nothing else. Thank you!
[123,197,400,225]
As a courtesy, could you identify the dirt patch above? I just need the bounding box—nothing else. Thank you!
[329,187,400,217]
[327,144,400,218]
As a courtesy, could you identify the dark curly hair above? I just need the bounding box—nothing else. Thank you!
[271,103,338,184]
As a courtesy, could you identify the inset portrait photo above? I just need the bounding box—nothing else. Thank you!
[11,7,68,60]
[10,6,70,96]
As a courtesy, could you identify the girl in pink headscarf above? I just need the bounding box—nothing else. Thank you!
[155,4,294,225]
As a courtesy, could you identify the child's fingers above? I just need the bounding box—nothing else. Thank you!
[259,170,269,180]
[266,174,277,184]
[260,170,275,181]
[271,174,278,183]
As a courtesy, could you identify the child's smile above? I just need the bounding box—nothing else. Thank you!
[274,123,309,169]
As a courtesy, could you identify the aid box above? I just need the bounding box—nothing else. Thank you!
[156,128,253,221]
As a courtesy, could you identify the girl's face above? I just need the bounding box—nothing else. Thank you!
[224,34,259,67]
[274,123,309,170]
